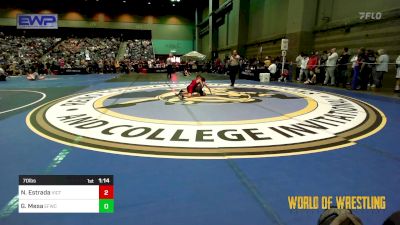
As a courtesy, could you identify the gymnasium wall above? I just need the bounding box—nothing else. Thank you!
[312,0,400,87]
[244,0,289,59]
[202,7,209,21]
[313,0,400,57]
[206,0,400,65]
[216,0,239,51]
[246,0,288,44]
[0,8,195,55]
[315,0,399,26]
[313,18,400,58]
[200,33,210,56]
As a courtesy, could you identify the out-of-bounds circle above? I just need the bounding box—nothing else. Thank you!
[0,90,46,114]
[26,84,386,159]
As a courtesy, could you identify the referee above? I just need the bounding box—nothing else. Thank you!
[0,67,7,81]
[228,50,240,87]
[166,53,173,79]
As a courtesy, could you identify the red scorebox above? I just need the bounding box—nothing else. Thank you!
[99,185,114,199]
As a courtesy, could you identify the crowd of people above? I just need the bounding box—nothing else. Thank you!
[292,47,399,92]
[0,33,157,77]
[233,47,399,93]
[1,32,399,93]
[0,32,60,76]
[124,39,154,62]
[44,37,121,73]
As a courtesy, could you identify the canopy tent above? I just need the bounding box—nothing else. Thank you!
[181,51,206,61]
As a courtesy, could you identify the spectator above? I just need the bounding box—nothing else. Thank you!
[114,60,120,73]
[319,50,328,84]
[124,39,154,62]
[358,49,374,90]
[264,56,272,67]
[350,50,358,83]
[98,60,104,74]
[374,49,389,88]
[47,37,121,73]
[324,48,338,86]
[277,57,290,82]
[214,57,223,73]
[58,57,65,69]
[295,52,303,80]
[366,49,377,88]
[298,53,309,82]
[268,59,277,80]
[304,51,320,85]
[337,47,350,87]
[0,34,59,74]
[352,47,366,90]
[395,54,400,92]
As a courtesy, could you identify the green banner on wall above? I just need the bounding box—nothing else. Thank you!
[152,39,194,55]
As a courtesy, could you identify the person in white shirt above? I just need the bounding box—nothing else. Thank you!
[349,52,358,87]
[324,48,338,85]
[268,61,277,80]
[350,54,358,69]
[295,53,303,80]
[395,55,400,92]
[373,49,389,88]
[298,54,309,82]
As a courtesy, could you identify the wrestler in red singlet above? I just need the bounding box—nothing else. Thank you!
[187,79,199,94]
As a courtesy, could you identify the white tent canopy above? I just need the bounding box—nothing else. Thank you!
[181,51,206,61]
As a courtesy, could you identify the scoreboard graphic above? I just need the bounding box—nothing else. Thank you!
[18,175,114,213]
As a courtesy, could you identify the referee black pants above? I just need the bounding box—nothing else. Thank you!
[229,65,239,86]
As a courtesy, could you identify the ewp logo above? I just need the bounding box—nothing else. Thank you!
[19,16,55,26]
[17,14,58,29]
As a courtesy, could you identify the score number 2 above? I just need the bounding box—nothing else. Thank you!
[99,185,114,199]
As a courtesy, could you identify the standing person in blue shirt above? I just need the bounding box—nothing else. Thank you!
[395,55,400,92]
[360,49,375,90]
[352,48,366,90]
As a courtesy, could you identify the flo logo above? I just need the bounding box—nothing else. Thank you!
[27,84,386,159]
[359,12,382,20]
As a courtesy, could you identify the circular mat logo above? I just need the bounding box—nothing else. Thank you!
[27,84,386,159]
